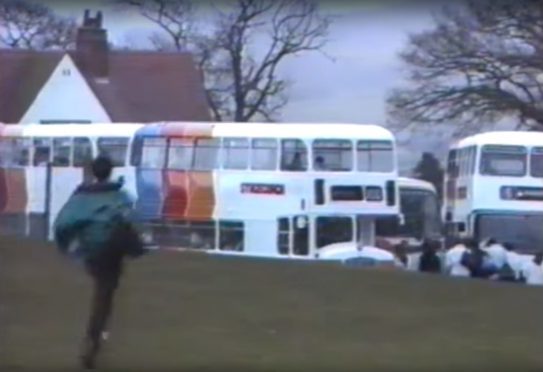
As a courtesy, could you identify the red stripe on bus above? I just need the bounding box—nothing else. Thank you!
[162,122,216,221]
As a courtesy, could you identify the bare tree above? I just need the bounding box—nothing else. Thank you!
[388,1,543,132]
[0,0,77,50]
[118,0,331,122]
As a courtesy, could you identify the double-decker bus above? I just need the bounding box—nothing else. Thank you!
[0,122,400,260]
[130,122,399,259]
[0,123,141,239]
[443,131,543,255]
[376,177,442,248]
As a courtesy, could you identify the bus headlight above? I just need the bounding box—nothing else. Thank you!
[365,186,383,201]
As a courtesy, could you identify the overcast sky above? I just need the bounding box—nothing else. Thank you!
[45,0,444,170]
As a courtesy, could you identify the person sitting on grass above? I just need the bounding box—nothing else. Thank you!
[418,239,442,274]
[519,252,543,286]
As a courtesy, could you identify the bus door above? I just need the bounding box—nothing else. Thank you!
[277,215,310,257]
[293,215,310,256]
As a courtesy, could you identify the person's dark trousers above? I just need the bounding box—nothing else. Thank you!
[81,249,123,367]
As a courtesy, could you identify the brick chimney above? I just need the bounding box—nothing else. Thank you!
[76,10,108,79]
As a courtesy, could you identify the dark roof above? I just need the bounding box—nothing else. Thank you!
[0,49,211,123]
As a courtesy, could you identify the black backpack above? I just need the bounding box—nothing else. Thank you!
[107,216,146,258]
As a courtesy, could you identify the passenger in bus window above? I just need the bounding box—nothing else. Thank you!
[314,155,325,170]
[289,151,303,171]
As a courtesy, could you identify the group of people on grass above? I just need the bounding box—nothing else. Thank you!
[442,237,543,285]
[372,237,543,286]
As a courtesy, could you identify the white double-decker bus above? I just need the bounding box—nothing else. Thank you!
[443,131,543,254]
[1,122,400,261]
[131,122,400,260]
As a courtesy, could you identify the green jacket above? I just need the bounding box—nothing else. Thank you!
[53,181,135,260]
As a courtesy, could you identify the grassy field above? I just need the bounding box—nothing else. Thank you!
[1,236,543,372]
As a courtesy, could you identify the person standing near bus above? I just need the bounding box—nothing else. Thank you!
[53,156,145,369]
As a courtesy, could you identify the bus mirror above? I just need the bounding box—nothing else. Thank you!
[458,222,466,233]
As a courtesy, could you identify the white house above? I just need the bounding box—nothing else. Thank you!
[0,10,210,124]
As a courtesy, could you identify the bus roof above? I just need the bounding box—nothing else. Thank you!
[453,131,543,149]
[212,123,394,140]
[135,122,395,141]
[2,123,144,138]
[397,177,436,193]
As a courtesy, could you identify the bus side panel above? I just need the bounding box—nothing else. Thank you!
[133,124,164,223]
[185,171,215,221]
[0,168,28,236]
[135,167,164,222]
[163,171,189,220]
[48,168,83,239]
[27,166,48,240]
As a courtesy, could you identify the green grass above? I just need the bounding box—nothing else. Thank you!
[1,236,543,371]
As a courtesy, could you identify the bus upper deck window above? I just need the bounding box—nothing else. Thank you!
[168,138,194,170]
[33,138,51,167]
[222,138,249,170]
[312,139,353,171]
[281,139,307,172]
[0,138,29,168]
[480,145,526,177]
[530,147,543,178]
[52,138,71,167]
[251,138,277,170]
[98,137,129,167]
[73,137,93,167]
[357,140,393,172]
[193,138,219,171]
[141,137,167,169]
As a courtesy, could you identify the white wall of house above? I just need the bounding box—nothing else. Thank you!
[19,54,111,124]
